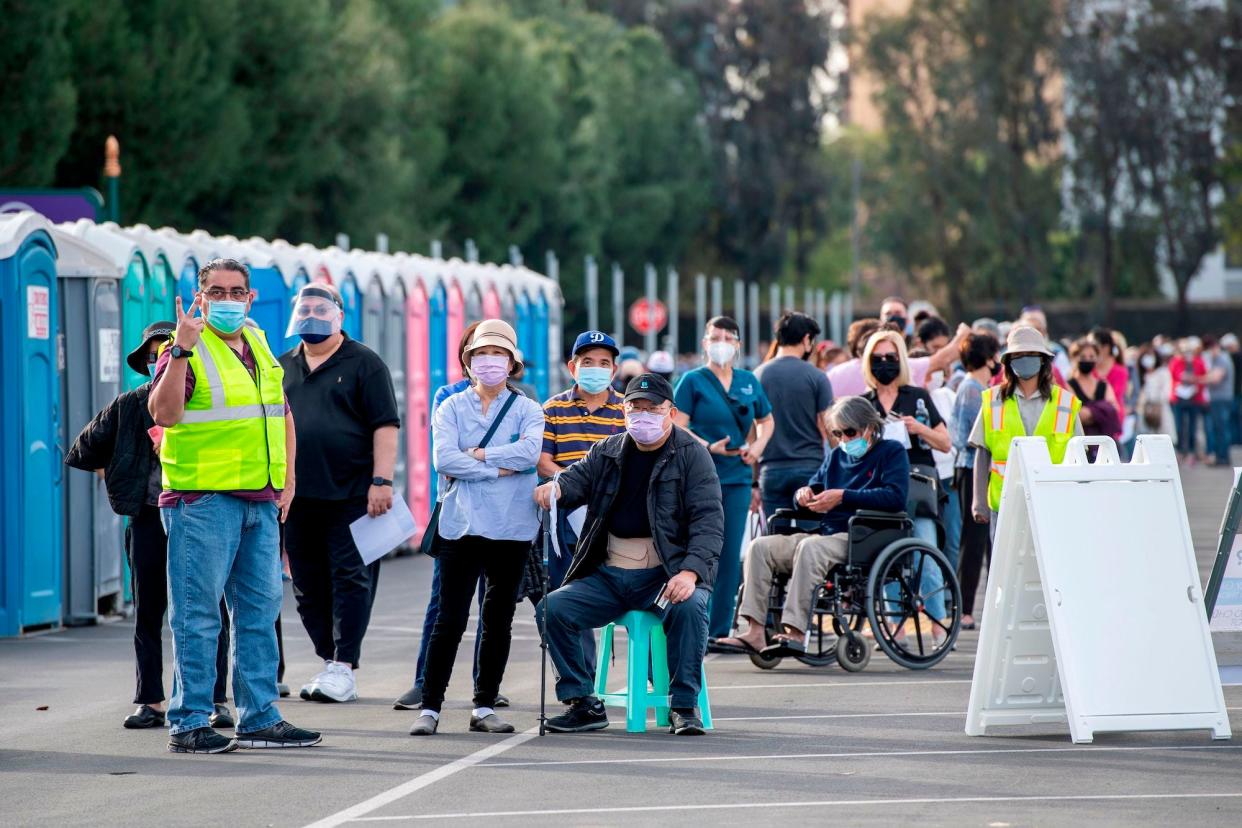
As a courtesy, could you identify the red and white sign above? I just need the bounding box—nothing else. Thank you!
[628,297,667,335]
[27,285,49,340]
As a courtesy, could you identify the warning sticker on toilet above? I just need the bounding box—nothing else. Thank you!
[99,328,121,383]
[27,286,49,340]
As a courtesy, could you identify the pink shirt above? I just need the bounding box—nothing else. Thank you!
[1104,362,1129,419]
[828,356,929,397]
[1169,355,1207,406]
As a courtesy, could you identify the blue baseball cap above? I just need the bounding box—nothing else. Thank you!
[571,330,619,358]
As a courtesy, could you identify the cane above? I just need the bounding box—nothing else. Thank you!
[538,505,552,736]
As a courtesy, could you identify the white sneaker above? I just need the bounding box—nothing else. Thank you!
[299,660,334,701]
[310,661,357,703]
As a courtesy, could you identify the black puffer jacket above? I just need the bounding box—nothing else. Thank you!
[558,426,724,589]
[65,385,155,517]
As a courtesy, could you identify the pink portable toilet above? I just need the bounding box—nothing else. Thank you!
[446,265,465,385]
[405,274,432,535]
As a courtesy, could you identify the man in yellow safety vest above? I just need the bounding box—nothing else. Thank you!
[149,258,320,755]
[968,325,1083,531]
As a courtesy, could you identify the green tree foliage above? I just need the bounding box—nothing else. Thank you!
[0,1,76,184]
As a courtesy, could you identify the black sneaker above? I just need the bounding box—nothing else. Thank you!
[393,685,422,711]
[168,727,237,754]
[669,708,705,736]
[545,697,608,733]
[209,703,234,729]
[235,720,322,749]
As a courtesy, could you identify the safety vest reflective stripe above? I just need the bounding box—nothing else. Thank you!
[196,338,227,404]
[991,460,1007,477]
[1052,387,1074,435]
[989,392,1004,430]
[180,403,285,424]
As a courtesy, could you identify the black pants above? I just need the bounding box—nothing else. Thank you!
[420,535,528,712]
[284,496,379,669]
[955,469,991,617]
[129,505,285,705]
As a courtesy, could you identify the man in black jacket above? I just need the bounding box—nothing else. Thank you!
[533,374,723,735]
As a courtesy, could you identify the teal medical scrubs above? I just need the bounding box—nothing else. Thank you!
[674,365,773,637]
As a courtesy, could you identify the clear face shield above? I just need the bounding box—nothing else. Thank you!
[287,287,344,343]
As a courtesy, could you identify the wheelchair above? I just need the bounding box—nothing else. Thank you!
[735,505,962,673]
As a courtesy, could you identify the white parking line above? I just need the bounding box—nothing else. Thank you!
[476,742,1242,769]
[347,791,1242,821]
[302,727,539,828]
[710,677,973,691]
[715,710,966,722]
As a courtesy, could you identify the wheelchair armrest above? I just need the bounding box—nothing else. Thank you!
[771,507,822,522]
[848,510,912,528]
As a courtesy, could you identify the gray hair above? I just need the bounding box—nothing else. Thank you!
[830,395,884,441]
[198,257,251,289]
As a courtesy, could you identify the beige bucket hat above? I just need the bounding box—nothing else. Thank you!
[1004,324,1053,359]
[465,319,523,371]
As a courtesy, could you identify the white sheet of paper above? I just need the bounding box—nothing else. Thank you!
[883,420,911,449]
[349,494,417,565]
[567,506,586,536]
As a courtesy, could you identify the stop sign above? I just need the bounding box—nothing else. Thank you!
[628,298,668,335]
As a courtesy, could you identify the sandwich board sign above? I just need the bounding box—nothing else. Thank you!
[965,435,1231,744]
[1205,468,1242,685]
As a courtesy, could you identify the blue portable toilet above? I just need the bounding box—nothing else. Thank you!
[534,282,551,401]
[234,241,287,344]
[0,212,64,635]
[150,227,200,307]
[322,249,362,342]
[50,225,125,625]
[427,277,448,503]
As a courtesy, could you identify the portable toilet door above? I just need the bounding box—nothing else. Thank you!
[51,226,124,625]
[427,278,449,505]
[240,248,287,347]
[445,279,463,385]
[0,213,64,635]
[406,280,432,534]
[284,267,310,353]
[483,284,502,320]
[362,272,386,352]
[514,287,534,392]
[340,274,362,341]
[383,271,408,506]
[146,249,175,325]
[535,285,552,401]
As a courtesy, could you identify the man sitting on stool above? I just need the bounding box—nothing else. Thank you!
[716,396,909,655]
[534,374,723,735]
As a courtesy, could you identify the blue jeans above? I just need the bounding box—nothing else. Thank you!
[941,481,962,575]
[913,516,947,620]
[1208,400,1234,465]
[162,495,282,735]
[759,464,821,520]
[414,557,484,690]
[541,566,709,709]
[708,484,752,638]
[1174,401,1203,457]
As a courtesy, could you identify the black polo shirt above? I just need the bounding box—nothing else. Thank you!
[279,333,401,500]
[864,384,943,470]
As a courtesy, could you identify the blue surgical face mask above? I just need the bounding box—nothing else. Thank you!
[842,436,870,459]
[295,317,336,345]
[576,366,613,394]
[206,299,247,334]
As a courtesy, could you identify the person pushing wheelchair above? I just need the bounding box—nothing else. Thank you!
[714,396,909,656]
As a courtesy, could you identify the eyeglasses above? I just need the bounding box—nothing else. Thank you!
[295,303,338,319]
[202,287,251,301]
[830,427,860,440]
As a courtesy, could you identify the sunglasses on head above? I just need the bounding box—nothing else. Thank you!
[830,427,861,440]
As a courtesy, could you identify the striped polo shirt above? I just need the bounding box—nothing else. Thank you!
[542,386,626,467]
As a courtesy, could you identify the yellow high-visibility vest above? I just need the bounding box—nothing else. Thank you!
[980,385,1080,511]
[160,325,286,492]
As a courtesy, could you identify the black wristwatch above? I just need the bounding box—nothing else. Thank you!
[170,345,193,359]
[371,477,393,487]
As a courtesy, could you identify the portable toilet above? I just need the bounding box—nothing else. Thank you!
[122,225,176,324]
[370,253,407,508]
[50,225,125,625]
[269,240,313,352]
[394,254,429,532]
[443,261,464,386]
[65,221,150,392]
[232,240,288,346]
[320,247,362,341]
[482,263,503,319]
[463,264,484,327]
[353,252,386,352]
[0,212,64,635]
[149,227,200,308]
[536,277,555,400]
[295,243,332,285]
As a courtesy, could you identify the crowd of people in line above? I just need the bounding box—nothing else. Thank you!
[65,257,1237,753]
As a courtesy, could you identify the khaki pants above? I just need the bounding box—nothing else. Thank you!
[738,532,849,634]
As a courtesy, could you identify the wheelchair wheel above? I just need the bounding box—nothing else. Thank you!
[865,539,961,670]
[836,631,871,672]
[748,650,784,670]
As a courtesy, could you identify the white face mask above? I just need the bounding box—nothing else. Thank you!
[927,370,946,391]
[1140,354,1156,370]
[706,341,737,366]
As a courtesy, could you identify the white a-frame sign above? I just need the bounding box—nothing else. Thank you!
[965,435,1231,744]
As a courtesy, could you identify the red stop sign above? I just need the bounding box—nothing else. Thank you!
[628,298,668,335]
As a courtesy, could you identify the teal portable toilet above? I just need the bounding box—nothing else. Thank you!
[0,212,64,635]
[50,225,125,625]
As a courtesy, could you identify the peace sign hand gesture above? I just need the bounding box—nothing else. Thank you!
[175,295,205,349]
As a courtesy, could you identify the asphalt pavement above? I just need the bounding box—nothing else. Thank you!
[2,457,1241,827]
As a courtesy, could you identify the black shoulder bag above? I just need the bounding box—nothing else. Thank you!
[420,390,521,557]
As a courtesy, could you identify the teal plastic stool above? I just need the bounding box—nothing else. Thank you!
[593,610,713,733]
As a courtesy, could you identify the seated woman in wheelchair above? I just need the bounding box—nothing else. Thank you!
[713,396,909,655]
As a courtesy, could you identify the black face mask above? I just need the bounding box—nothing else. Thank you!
[886,315,907,332]
[870,358,901,386]
[989,361,1002,378]
[1009,355,1044,381]
[1077,360,1097,375]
